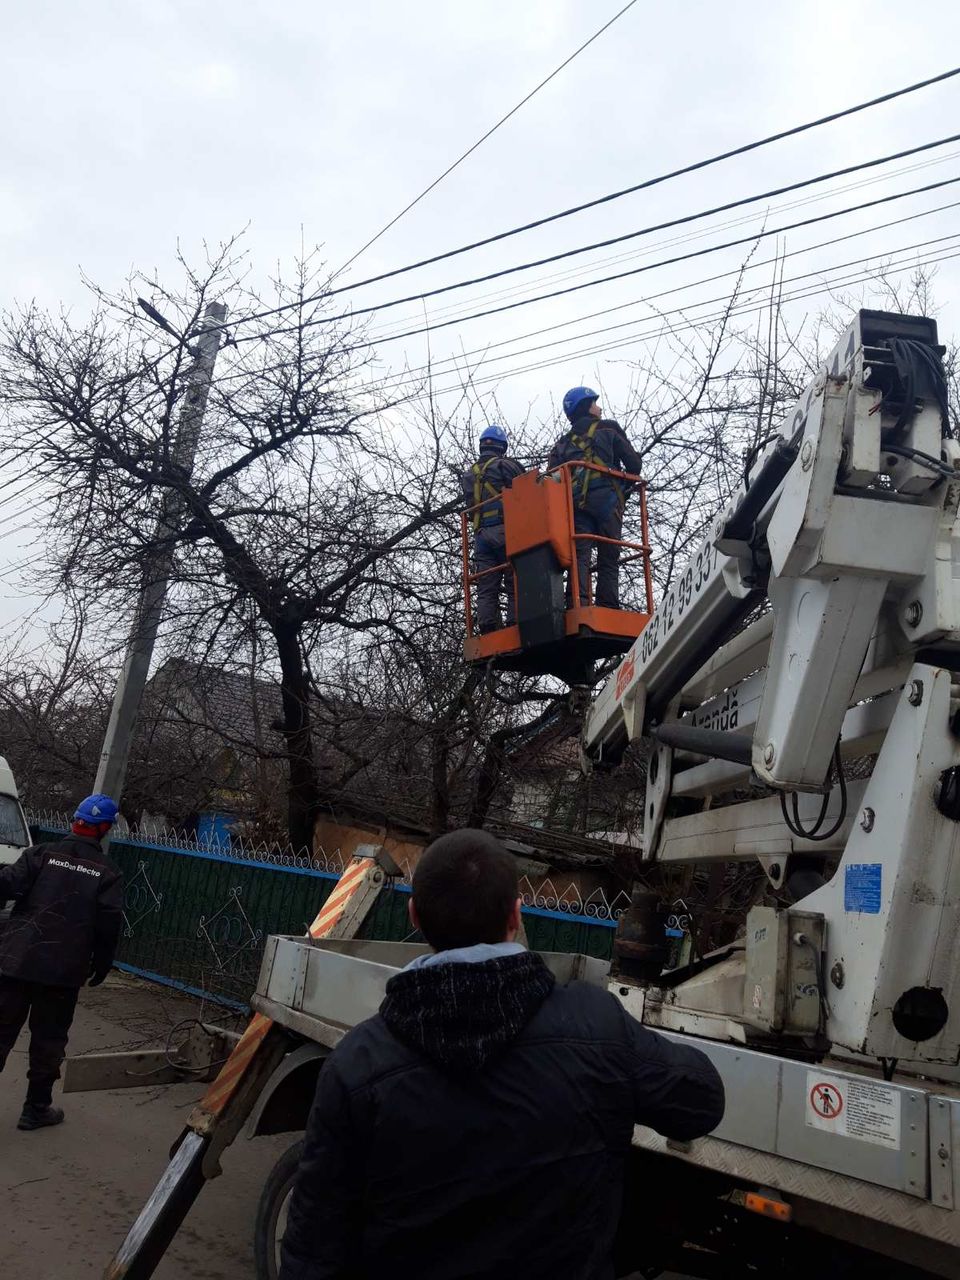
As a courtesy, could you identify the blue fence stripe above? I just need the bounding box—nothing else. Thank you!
[113,961,250,1013]
[113,841,341,878]
[522,903,618,928]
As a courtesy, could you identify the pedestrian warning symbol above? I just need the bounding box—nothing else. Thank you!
[809,1081,844,1119]
[805,1069,901,1148]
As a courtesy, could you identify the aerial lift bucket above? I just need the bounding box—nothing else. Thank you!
[463,463,653,685]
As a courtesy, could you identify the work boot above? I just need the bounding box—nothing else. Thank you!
[17,1103,65,1131]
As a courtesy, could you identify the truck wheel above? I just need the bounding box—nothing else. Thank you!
[254,1138,303,1280]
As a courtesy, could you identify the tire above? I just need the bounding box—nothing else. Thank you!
[254,1138,304,1280]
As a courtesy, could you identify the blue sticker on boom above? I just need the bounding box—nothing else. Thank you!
[844,863,882,914]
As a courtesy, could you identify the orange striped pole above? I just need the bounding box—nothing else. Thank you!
[191,851,382,1126]
[307,856,372,937]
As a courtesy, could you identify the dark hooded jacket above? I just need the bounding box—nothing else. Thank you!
[279,951,724,1280]
[0,835,123,987]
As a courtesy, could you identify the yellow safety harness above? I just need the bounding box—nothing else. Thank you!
[566,421,602,507]
[471,456,505,530]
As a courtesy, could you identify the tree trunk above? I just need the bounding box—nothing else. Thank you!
[429,721,452,838]
[428,672,483,838]
[273,622,320,855]
[468,733,507,828]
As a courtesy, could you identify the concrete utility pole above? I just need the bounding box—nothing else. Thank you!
[93,300,228,807]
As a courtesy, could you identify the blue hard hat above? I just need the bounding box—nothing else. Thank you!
[563,386,599,420]
[480,424,508,447]
[74,794,119,825]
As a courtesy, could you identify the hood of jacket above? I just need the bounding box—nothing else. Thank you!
[380,950,555,1072]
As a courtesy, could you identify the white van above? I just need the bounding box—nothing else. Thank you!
[0,755,31,870]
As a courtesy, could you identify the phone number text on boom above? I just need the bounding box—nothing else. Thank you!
[640,541,719,664]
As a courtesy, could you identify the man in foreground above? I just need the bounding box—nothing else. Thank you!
[280,828,724,1280]
[0,793,123,1130]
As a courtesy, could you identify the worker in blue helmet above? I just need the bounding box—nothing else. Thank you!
[548,387,643,609]
[0,793,122,1130]
[461,425,524,633]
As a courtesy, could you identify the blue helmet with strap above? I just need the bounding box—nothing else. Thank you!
[479,423,508,451]
[74,794,119,825]
[562,386,599,420]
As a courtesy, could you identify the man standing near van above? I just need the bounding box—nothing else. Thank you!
[0,794,123,1130]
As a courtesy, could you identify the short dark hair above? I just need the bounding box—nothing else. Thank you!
[412,828,519,953]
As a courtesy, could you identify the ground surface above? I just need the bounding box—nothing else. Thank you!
[0,973,290,1279]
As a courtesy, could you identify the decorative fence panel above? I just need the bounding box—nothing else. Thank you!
[30,821,618,1009]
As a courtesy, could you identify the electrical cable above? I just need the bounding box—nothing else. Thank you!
[335,0,642,274]
[218,64,960,331]
[882,443,957,479]
[362,147,960,336]
[120,1018,234,1079]
[779,743,848,842]
[229,134,960,344]
[210,194,960,389]
[363,240,959,405]
[343,225,960,373]
[795,932,832,1035]
[882,335,953,435]
[369,240,960,398]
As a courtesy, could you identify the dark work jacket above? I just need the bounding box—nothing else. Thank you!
[460,448,524,528]
[0,835,123,987]
[548,416,643,501]
[279,952,724,1280]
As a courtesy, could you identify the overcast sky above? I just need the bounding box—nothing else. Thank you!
[2,0,960,635]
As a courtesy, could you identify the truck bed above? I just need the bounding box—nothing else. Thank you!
[253,936,960,1277]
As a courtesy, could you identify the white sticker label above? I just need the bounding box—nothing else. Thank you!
[805,1070,901,1149]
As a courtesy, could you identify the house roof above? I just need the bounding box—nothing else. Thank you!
[148,658,641,874]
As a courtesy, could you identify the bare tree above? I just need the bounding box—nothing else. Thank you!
[0,242,462,850]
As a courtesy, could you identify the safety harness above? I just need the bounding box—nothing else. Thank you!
[565,421,603,507]
[471,455,506,530]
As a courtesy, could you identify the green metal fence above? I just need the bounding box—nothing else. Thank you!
[31,824,617,1010]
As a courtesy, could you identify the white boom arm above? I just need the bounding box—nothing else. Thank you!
[583,309,960,1064]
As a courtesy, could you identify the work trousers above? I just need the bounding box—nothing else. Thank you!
[573,487,623,608]
[474,524,515,632]
[0,976,80,1105]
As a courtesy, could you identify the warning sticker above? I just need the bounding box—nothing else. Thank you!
[844,863,882,914]
[805,1070,901,1149]
[809,1079,844,1120]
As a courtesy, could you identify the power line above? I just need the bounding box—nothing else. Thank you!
[285,173,960,357]
[335,0,641,276]
[230,133,960,344]
[364,147,960,339]
[416,244,960,398]
[211,168,960,389]
[216,64,960,333]
[375,242,960,403]
[343,234,960,399]
[355,227,960,388]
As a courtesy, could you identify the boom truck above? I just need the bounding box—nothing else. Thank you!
[96,308,960,1278]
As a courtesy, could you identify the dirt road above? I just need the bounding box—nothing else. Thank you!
[0,973,289,1279]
